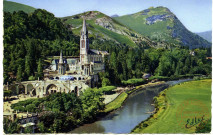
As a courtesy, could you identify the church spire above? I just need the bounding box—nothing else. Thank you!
[81,17,88,38]
[59,50,63,64]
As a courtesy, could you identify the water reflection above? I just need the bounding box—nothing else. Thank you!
[70,122,106,133]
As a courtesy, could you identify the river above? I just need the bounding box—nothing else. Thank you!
[69,79,191,134]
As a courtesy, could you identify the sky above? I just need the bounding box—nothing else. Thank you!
[7,0,212,33]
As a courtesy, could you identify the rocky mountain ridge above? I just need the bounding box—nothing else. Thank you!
[62,11,175,48]
[3,1,210,49]
[114,6,211,48]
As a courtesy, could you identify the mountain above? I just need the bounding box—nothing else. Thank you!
[196,31,212,43]
[61,11,174,48]
[111,14,119,18]
[114,6,211,48]
[4,1,210,49]
[3,0,36,13]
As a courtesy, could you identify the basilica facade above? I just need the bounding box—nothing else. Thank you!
[48,18,109,87]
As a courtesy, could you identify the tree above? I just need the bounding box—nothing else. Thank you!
[3,117,20,134]
[80,88,104,122]
[25,55,31,77]
[102,78,111,87]
[16,65,23,82]
[24,124,33,133]
[37,122,46,133]
[52,119,63,133]
[28,76,35,81]
[37,58,43,79]
[26,104,36,112]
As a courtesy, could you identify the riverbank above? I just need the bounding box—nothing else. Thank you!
[103,92,128,113]
[127,81,166,94]
[131,79,211,133]
[102,81,166,113]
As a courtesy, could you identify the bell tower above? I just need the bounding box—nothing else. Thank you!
[80,18,89,65]
[80,18,90,76]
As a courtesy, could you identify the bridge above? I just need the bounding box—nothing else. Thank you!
[15,78,90,97]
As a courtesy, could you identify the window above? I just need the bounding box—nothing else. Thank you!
[81,40,85,48]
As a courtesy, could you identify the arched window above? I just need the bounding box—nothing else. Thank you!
[82,40,85,48]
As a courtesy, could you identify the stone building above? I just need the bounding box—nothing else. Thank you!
[49,18,109,86]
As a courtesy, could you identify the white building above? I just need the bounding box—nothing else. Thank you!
[49,18,109,87]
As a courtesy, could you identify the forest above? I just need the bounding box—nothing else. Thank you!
[93,39,211,86]
[3,9,79,84]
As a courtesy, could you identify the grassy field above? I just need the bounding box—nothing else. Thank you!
[132,79,211,133]
[93,24,136,47]
[104,92,128,113]
[3,1,36,13]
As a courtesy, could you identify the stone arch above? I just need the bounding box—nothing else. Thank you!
[46,84,58,95]
[78,77,81,80]
[32,89,36,96]
[17,84,25,94]
[27,84,34,94]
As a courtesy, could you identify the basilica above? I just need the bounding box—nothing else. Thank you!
[47,18,109,87]
[4,18,109,99]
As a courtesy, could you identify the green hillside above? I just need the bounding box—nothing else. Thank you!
[4,1,36,13]
[61,11,170,48]
[114,6,211,48]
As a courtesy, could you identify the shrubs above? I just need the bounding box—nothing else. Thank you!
[3,117,20,134]
[11,91,105,133]
[148,76,169,81]
[122,78,146,86]
[28,76,36,81]
[102,78,111,87]
[149,74,199,82]
[99,86,116,94]
[11,98,43,113]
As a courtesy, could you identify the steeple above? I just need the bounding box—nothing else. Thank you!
[80,17,89,65]
[59,50,63,64]
[81,17,88,39]
[58,50,65,75]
